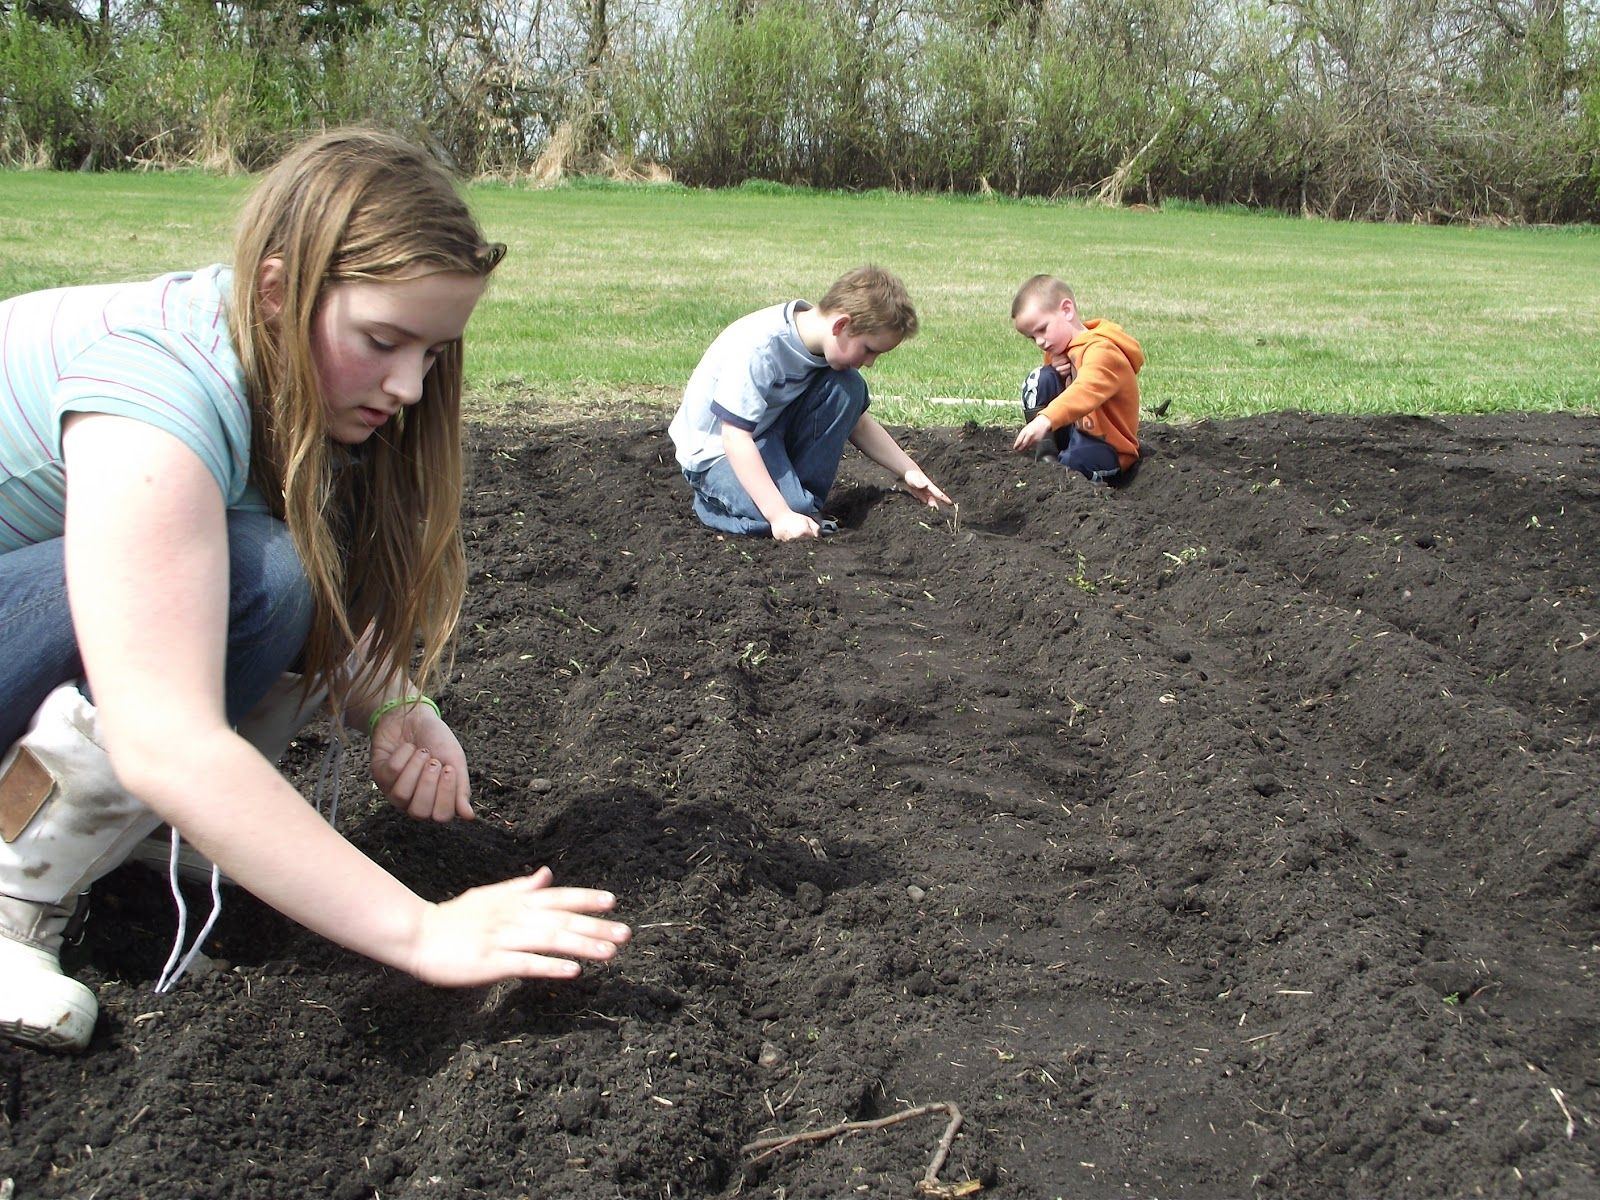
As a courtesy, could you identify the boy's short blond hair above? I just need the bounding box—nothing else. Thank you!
[818,265,919,339]
[1011,274,1075,319]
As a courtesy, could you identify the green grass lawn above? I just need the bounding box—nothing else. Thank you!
[3,173,1596,426]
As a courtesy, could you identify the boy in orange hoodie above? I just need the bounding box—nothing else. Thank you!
[1009,274,1144,483]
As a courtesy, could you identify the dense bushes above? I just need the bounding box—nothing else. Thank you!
[0,0,431,170]
[2,0,1596,222]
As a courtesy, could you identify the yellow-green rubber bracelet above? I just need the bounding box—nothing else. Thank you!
[367,695,440,737]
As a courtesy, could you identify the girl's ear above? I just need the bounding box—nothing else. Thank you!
[256,257,286,321]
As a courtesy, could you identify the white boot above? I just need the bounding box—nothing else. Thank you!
[0,684,161,1053]
[0,895,97,1052]
[235,671,327,764]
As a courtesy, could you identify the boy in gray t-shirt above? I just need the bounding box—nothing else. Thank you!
[668,265,952,541]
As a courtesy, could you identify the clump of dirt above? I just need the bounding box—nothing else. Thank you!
[3,411,1597,1199]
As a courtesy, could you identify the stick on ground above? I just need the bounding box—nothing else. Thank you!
[741,1101,970,1194]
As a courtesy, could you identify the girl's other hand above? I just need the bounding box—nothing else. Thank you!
[409,867,631,986]
[370,703,474,822]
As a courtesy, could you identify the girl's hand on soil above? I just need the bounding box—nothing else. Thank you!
[770,509,820,542]
[371,703,474,822]
[1013,414,1054,453]
[409,867,631,986]
[901,467,952,508]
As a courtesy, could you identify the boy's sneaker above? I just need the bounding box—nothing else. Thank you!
[0,894,97,1053]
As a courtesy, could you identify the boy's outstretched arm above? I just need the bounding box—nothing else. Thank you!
[850,415,953,508]
[722,424,820,541]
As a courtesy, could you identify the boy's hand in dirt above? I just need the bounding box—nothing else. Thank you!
[901,467,953,509]
[770,509,820,541]
[409,867,631,986]
[1012,414,1055,454]
[371,704,474,823]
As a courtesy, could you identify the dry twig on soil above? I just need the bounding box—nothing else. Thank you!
[741,1101,974,1195]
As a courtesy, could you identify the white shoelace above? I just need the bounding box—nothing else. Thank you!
[152,733,344,993]
[152,828,222,994]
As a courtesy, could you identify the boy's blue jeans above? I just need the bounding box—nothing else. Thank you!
[0,511,312,749]
[686,369,869,535]
[1022,365,1123,482]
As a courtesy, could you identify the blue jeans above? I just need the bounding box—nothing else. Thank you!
[1021,365,1124,482]
[1057,426,1123,480]
[686,369,869,535]
[0,511,312,748]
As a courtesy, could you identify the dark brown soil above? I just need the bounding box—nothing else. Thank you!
[4,411,1599,1200]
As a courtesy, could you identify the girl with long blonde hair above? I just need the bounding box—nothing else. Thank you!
[0,128,629,1053]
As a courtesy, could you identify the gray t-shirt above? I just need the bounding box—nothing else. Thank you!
[669,300,842,474]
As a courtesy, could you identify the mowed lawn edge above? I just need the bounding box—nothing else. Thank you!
[3,172,1596,426]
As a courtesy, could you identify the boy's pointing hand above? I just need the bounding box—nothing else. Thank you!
[902,467,953,509]
[1012,414,1054,453]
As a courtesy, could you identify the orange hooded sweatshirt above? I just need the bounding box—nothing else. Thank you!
[1040,318,1144,469]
